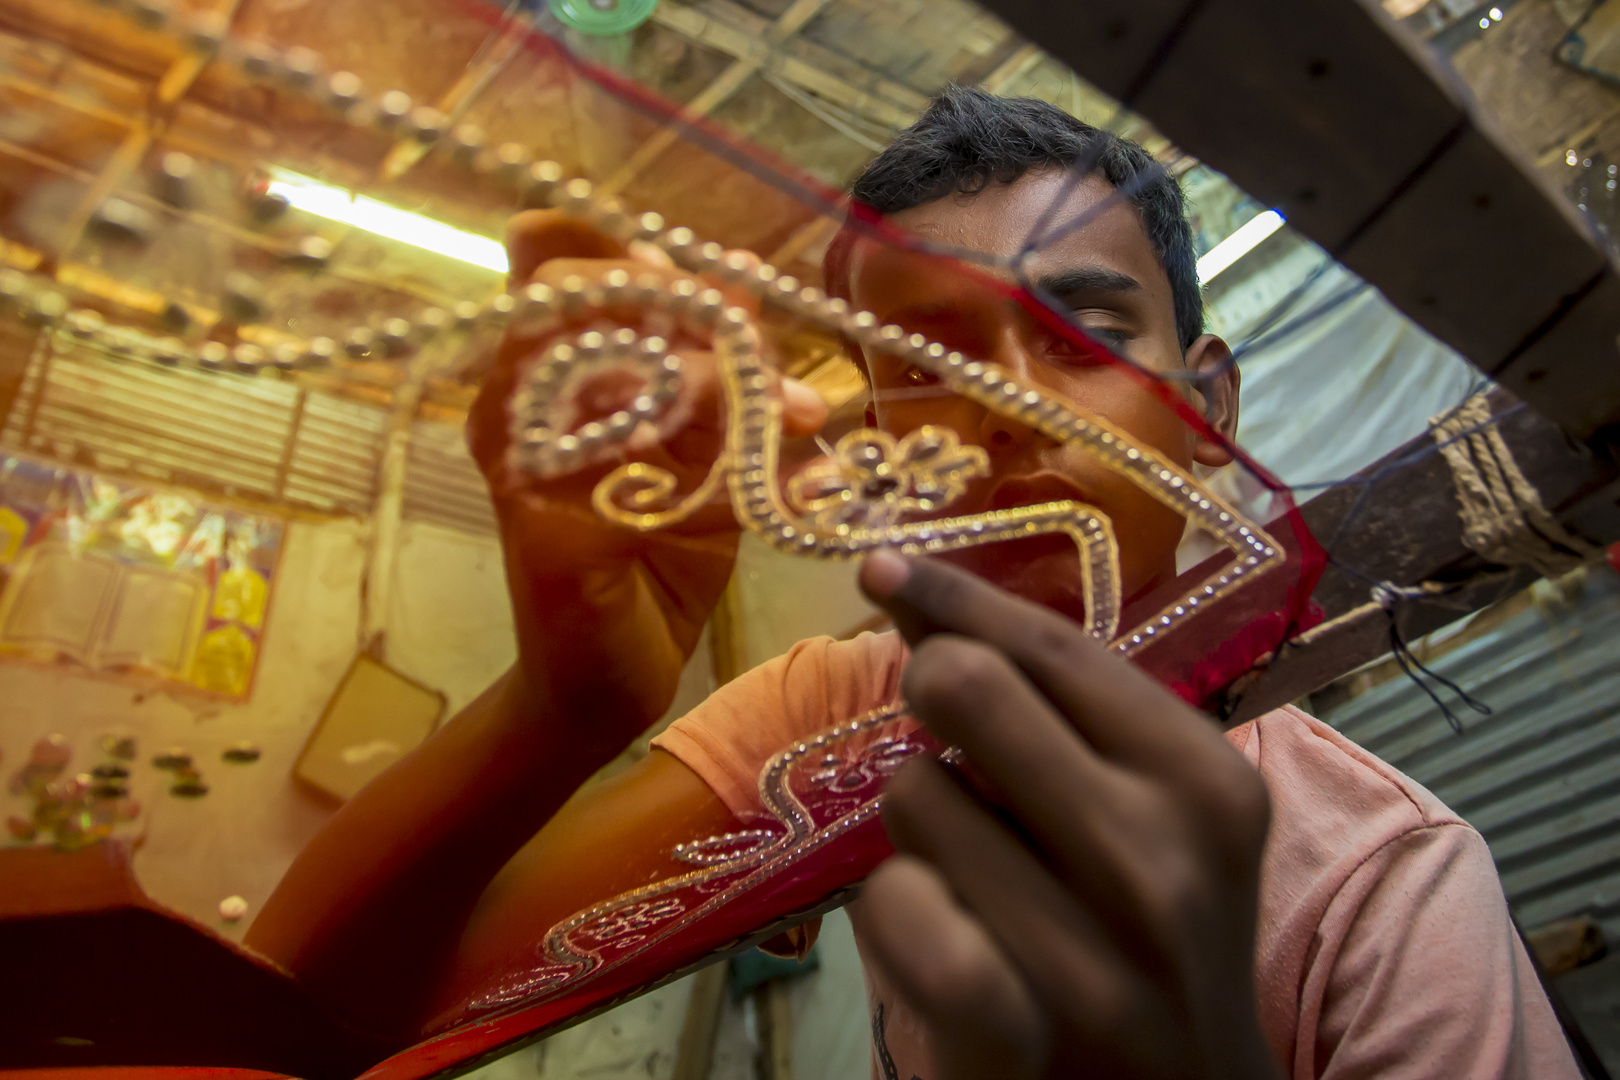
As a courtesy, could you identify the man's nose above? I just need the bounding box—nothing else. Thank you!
[975,324,1041,454]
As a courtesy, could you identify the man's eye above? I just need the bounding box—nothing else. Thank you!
[1089,328,1130,351]
[1042,328,1120,363]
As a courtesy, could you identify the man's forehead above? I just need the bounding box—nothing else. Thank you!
[847,170,1158,293]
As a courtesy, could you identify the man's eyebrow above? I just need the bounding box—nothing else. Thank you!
[1031,266,1142,301]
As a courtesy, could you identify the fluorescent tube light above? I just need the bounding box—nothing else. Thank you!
[1196,209,1285,284]
[266,170,509,273]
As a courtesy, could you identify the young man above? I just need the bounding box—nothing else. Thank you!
[248,88,1578,1079]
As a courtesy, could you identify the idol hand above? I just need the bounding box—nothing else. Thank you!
[855,551,1282,1080]
[466,211,827,751]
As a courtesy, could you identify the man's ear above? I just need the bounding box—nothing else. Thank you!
[1184,334,1239,469]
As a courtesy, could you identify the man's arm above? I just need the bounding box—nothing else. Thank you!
[1308,823,1580,1080]
[244,664,712,1036]
[247,212,824,1038]
[421,742,739,1021]
[246,675,736,1037]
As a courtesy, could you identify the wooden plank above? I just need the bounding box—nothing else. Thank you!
[759,980,796,1080]
[1490,269,1620,443]
[1336,124,1609,391]
[670,963,728,1080]
[1309,389,1618,612]
[1135,0,1467,251]
[975,0,1620,440]
[976,0,1194,104]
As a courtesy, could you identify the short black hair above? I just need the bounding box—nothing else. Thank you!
[824,85,1204,351]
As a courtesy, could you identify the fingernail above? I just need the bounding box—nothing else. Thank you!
[782,377,822,408]
[627,239,675,268]
[861,549,911,597]
[782,378,829,427]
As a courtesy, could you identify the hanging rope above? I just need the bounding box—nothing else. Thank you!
[1431,395,1601,578]
[1371,581,1492,735]
[1355,396,1602,734]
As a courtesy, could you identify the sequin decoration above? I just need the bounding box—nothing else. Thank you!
[786,428,989,533]
[450,704,926,1021]
[495,177,1280,653]
[222,743,262,763]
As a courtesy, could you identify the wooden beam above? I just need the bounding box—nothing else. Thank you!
[56,0,243,256]
[375,9,534,185]
[651,0,925,130]
[765,216,838,269]
[1533,101,1620,170]
[0,138,474,316]
[974,0,1620,442]
[979,43,1044,93]
[361,342,456,655]
[597,0,835,197]
[1220,388,1620,723]
[757,979,795,1080]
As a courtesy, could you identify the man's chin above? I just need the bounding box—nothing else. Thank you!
[938,535,1089,625]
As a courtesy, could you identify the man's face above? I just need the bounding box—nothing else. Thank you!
[848,169,1236,622]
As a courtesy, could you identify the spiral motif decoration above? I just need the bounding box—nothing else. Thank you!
[507,326,682,478]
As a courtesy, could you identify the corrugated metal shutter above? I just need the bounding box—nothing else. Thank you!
[285,390,387,514]
[0,329,385,515]
[1320,569,1620,940]
[403,418,498,536]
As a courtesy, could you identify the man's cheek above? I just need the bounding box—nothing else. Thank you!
[1066,372,1197,464]
[1120,393,1199,469]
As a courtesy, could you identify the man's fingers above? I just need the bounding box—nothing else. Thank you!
[858,855,1047,1080]
[781,376,828,437]
[881,757,1122,1017]
[859,552,1229,773]
[898,634,1155,871]
[505,210,628,288]
[626,238,676,269]
[483,214,822,527]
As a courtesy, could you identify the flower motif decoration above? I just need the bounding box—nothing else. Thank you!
[578,897,686,943]
[808,735,920,795]
[786,426,989,533]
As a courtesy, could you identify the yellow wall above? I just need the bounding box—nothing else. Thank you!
[0,515,878,946]
[0,518,517,938]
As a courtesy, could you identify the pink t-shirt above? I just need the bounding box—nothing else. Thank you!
[651,631,1579,1080]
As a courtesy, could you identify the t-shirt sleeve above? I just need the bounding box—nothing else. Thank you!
[651,631,905,821]
[1307,821,1580,1080]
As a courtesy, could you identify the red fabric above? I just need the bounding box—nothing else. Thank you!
[5,1070,294,1080]
[0,844,396,1078]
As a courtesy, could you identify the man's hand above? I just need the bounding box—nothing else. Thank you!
[466,211,826,751]
[855,551,1282,1080]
